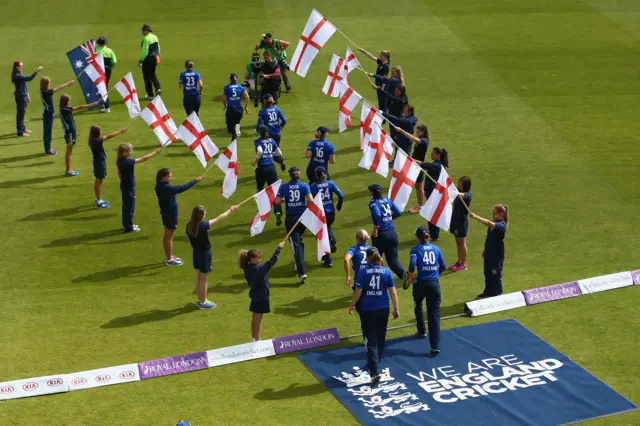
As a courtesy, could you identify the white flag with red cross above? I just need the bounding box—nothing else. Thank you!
[250,180,282,236]
[322,54,346,97]
[359,122,394,178]
[338,81,362,133]
[290,9,337,77]
[176,112,219,168]
[79,40,108,99]
[388,148,422,212]
[214,140,238,199]
[420,167,459,231]
[344,47,361,83]
[360,101,384,150]
[114,72,141,118]
[141,96,177,146]
[299,192,331,261]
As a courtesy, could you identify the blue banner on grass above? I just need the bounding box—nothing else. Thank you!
[298,319,636,425]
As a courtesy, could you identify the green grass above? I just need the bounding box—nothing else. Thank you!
[0,0,639,424]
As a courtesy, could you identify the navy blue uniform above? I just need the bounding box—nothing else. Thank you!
[89,138,107,179]
[378,89,407,117]
[383,113,417,159]
[187,221,212,273]
[409,243,446,351]
[355,265,395,376]
[277,180,310,276]
[256,106,286,146]
[117,157,136,231]
[179,70,202,115]
[310,179,344,264]
[483,221,507,297]
[412,138,430,184]
[60,106,76,145]
[375,59,389,112]
[245,247,283,314]
[155,180,198,230]
[305,139,335,183]
[374,75,401,114]
[254,138,279,192]
[13,70,38,136]
[450,193,472,238]
[369,196,405,279]
[224,82,246,136]
[422,161,444,240]
[347,242,370,312]
[41,88,54,153]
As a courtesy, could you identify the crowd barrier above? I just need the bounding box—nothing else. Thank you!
[1,269,637,401]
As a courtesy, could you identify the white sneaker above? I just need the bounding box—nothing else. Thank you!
[144,95,154,100]
[298,274,308,284]
[235,124,241,137]
[100,107,111,113]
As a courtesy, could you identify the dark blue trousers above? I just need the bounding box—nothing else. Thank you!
[104,68,112,109]
[121,189,136,231]
[413,279,441,351]
[15,96,28,135]
[286,214,305,276]
[226,108,243,137]
[183,95,201,116]
[321,212,336,265]
[359,307,389,376]
[43,113,54,153]
[372,228,405,279]
[428,222,440,241]
[255,164,282,215]
[483,258,504,297]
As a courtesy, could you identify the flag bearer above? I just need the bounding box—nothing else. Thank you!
[96,36,117,113]
[310,167,343,267]
[408,226,446,354]
[11,60,42,137]
[305,126,336,184]
[471,205,509,299]
[139,24,161,99]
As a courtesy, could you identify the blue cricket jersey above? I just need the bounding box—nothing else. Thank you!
[306,139,335,171]
[257,106,287,136]
[254,138,277,167]
[310,180,343,213]
[277,180,310,215]
[179,71,201,97]
[369,196,401,231]
[355,265,395,311]
[409,243,446,280]
[223,82,245,112]
[346,243,370,272]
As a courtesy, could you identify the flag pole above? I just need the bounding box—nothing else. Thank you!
[201,160,218,177]
[334,26,363,51]
[281,216,303,245]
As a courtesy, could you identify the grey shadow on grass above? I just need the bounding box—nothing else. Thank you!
[101,303,197,329]
[5,161,54,169]
[329,167,364,181]
[72,263,163,283]
[0,132,20,141]
[335,145,363,156]
[254,383,327,400]
[0,175,64,189]
[274,295,351,318]
[0,153,48,165]
[343,188,372,202]
[42,229,124,248]
[20,204,95,221]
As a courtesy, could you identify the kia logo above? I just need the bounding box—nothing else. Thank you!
[119,371,135,379]
[0,386,15,394]
[23,382,38,391]
[72,378,87,386]
[95,374,111,383]
[47,378,64,387]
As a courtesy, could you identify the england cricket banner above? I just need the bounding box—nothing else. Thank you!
[322,54,346,97]
[141,96,178,146]
[577,271,633,294]
[68,364,140,391]
[299,192,331,261]
[344,47,360,83]
[250,180,282,236]
[338,81,362,133]
[389,148,421,211]
[420,167,459,231]
[359,122,394,178]
[360,101,384,150]
[66,40,106,109]
[0,374,69,400]
[290,9,337,77]
[114,72,142,118]
[176,112,219,168]
[214,140,239,199]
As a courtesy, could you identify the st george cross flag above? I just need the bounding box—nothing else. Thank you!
[420,167,459,231]
[299,192,331,261]
[344,47,361,83]
[250,180,282,236]
[389,148,421,211]
[290,9,337,77]
[176,112,219,168]
[338,81,362,133]
[359,122,394,178]
[114,73,141,118]
[141,96,177,146]
[360,101,384,150]
[214,140,238,199]
[322,54,345,97]
[66,40,107,108]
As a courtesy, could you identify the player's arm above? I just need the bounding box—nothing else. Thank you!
[357,47,376,61]
[198,79,203,95]
[222,92,228,108]
[305,144,312,159]
[344,253,353,287]
[103,127,128,142]
[334,184,344,211]
[53,80,75,93]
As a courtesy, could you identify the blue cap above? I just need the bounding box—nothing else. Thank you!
[315,166,327,176]
[317,126,330,135]
[263,94,274,102]
[175,422,191,426]
[288,166,300,174]
[415,226,429,237]
[366,247,379,257]
[368,184,382,193]
[229,73,238,81]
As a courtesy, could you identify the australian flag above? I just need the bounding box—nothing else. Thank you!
[66,40,106,109]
